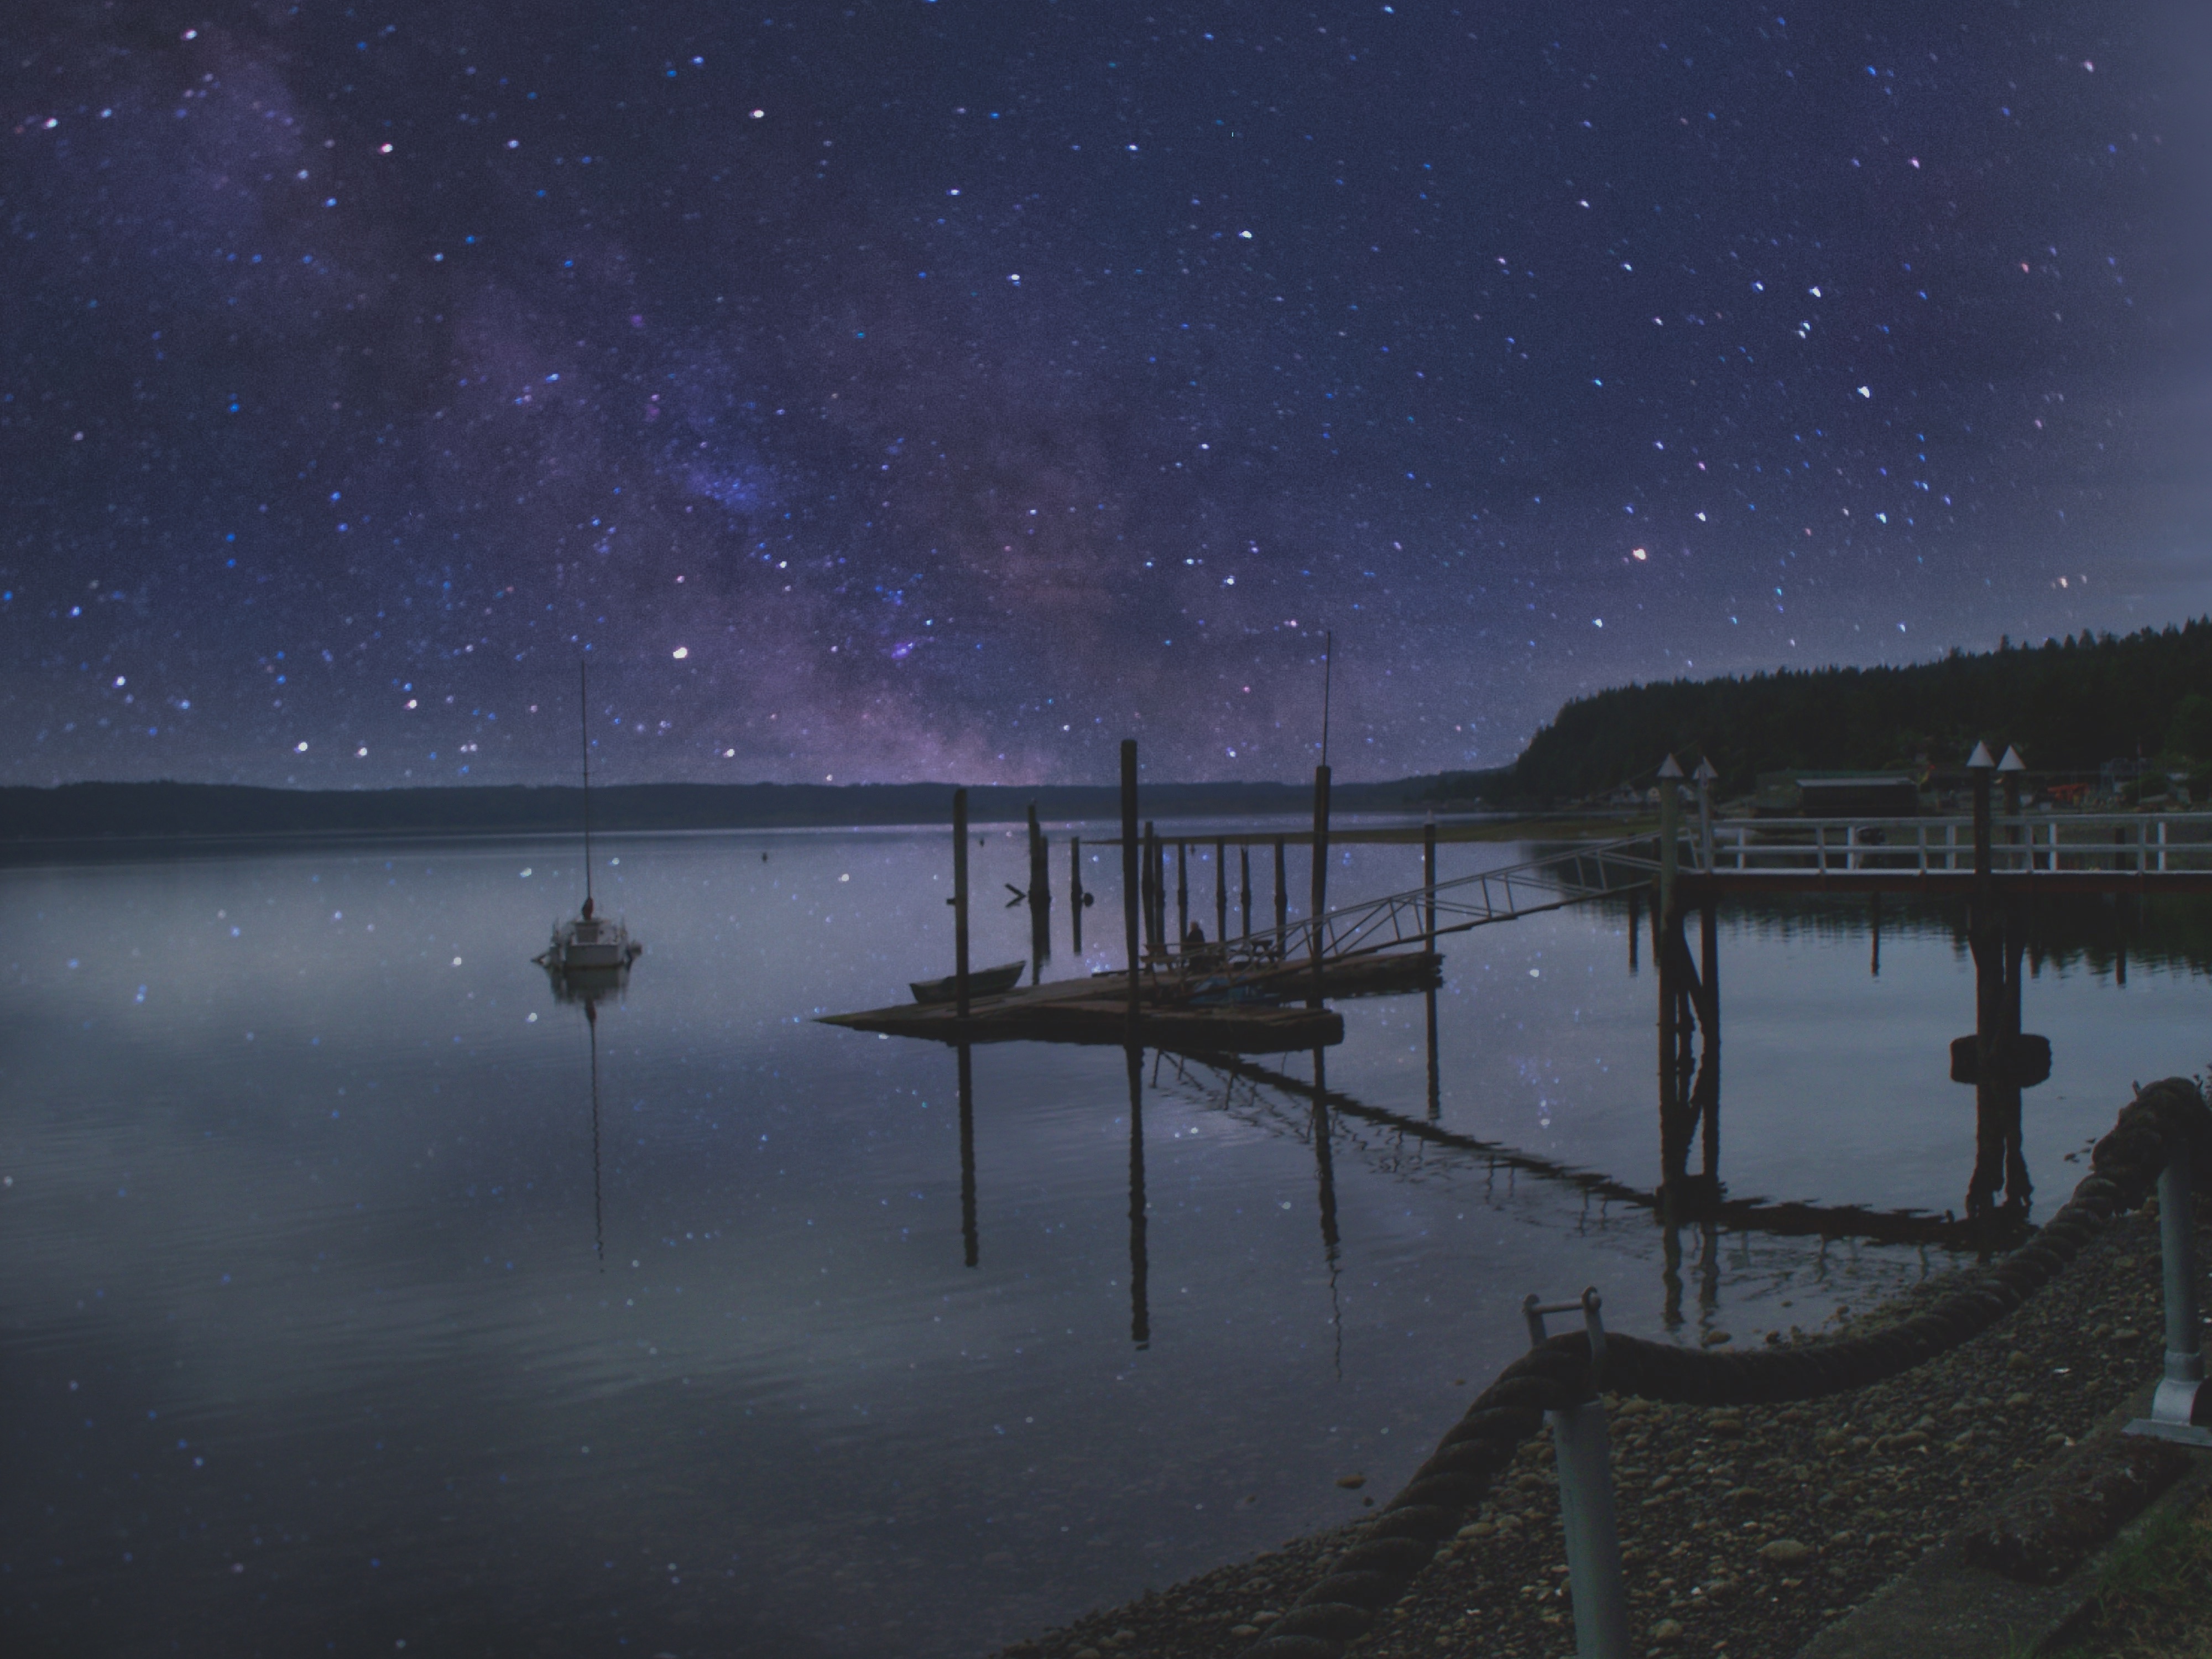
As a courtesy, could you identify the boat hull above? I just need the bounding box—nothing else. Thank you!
[909,961,1025,1004]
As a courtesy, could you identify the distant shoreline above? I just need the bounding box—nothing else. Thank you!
[0,775,1517,852]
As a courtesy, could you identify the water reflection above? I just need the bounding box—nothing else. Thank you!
[1126,1044,1150,1348]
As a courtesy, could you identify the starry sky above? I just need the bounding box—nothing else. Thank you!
[6,1,2208,789]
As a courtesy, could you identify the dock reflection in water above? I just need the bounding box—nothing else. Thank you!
[8,833,2209,1659]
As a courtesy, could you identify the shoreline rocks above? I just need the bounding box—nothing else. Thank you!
[999,1208,2185,1659]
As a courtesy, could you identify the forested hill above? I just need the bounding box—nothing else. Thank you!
[1509,622,2212,802]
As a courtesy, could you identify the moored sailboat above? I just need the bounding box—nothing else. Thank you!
[535,659,641,978]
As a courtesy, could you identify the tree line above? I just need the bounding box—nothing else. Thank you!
[1489,622,2212,804]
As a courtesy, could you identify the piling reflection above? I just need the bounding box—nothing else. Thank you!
[1125,1044,1150,1349]
[958,1044,979,1269]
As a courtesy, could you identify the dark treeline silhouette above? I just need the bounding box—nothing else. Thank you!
[1500,620,2212,802]
[0,776,1447,846]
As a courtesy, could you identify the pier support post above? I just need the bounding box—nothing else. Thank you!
[1176,841,1188,947]
[953,787,972,1019]
[1273,837,1288,956]
[1697,898,1720,1180]
[1523,1291,1631,1659]
[1215,838,1228,946]
[1027,802,1050,984]
[1423,812,1438,942]
[1120,743,1141,1034]
[1310,764,1333,1010]
[1240,844,1253,939]
[1070,836,1084,956]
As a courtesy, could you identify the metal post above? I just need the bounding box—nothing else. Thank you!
[1522,1290,1631,1659]
[2126,1136,2212,1447]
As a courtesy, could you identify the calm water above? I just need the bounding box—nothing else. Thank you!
[4,823,2206,1657]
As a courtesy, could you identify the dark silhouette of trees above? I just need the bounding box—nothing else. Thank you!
[1506,621,2212,802]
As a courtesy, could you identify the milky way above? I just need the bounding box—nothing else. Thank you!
[5,2,2207,788]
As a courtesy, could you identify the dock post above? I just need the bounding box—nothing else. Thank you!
[1626,888,1640,974]
[957,1043,979,1267]
[1968,740,1995,881]
[1694,757,1719,872]
[1657,754,1683,922]
[1309,764,1333,1010]
[1121,743,1141,1034]
[1423,812,1438,942]
[1697,898,1720,1181]
[1273,837,1288,954]
[1215,838,1228,945]
[1656,757,1686,1208]
[1150,823,1168,956]
[953,787,972,1019]
[1176,841,1189,946]
[1027,802,1050,984]
[1240,844,1253,938]
[1070,836,1084,956]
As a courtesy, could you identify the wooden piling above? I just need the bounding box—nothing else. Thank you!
[1215,837,1228,944]
[1423,815,1438,942]
[952,788,972,1019]
[1070,836,1084,955]
[1309,763,1332,1010]
[1150,823,1168,956]
[1027,802,1050,984]
[1240,845,1253,938]
[1627,888,1641,973]
[1273,836,1288,953]
[1176,841,1189,945]
[1120,743,1140,1030]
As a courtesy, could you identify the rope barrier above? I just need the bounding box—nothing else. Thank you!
[1241,1077,2211,1659]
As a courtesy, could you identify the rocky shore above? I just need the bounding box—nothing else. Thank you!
[1000,1204,2183,1659]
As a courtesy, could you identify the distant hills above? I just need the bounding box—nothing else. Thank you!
[15,624,2212,843]
[1500,622,2212,803]
[0,776,1485,846]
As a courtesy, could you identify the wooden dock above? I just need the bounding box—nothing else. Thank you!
[820,973,1343,1053]
[818,949,1439,1053]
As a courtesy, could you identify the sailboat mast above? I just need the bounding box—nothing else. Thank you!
[580,658,594,909]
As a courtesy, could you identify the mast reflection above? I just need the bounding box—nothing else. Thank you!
[541,961,624,1268]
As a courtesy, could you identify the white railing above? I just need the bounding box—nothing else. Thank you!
[1699,812,2212,875]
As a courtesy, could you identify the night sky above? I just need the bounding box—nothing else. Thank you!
[6,2,2208,790]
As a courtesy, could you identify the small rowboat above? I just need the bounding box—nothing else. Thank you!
[910,961,1025,1004]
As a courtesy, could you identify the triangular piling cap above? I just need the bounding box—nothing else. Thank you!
[1657,753,1685,778]
[1693,757,1720,781]
[1997,745,2027,772]
[1965,741,1996,769]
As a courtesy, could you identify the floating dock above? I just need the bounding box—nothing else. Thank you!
[817,951,1439,1053]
